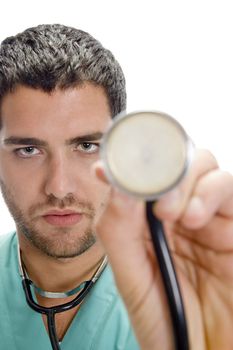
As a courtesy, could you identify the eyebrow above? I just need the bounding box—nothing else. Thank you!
[3,132,104,146]
[66,132,104,145]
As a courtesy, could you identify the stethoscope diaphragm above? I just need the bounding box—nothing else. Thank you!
[101,111,194,200]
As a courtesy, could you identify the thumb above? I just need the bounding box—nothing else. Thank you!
[93,160,155,295]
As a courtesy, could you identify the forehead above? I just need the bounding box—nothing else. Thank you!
[0,83,111,140]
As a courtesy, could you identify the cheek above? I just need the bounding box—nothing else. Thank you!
[0,167,40,213]
[4,182,33,214]
[2,170,33,193]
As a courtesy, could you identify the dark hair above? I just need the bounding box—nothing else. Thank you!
[0,24,126,118]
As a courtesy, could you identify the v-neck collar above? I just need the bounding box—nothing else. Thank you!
[1,233,119,350]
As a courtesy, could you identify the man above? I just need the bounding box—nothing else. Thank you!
[0,24,232,350]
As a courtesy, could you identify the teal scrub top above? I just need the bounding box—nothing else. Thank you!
[0,233,140,349]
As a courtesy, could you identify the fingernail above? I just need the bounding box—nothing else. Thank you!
[185,196,204,219]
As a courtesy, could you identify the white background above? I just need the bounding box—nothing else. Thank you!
[0,0,232,234]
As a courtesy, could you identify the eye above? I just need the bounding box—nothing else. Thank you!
[76,142,99,154]
[15,146,41,158]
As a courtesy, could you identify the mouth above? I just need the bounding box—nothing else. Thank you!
[42,210,83,227]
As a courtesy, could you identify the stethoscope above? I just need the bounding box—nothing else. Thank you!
[101,111,193,350]
[18,110,191,350]
[18,245,108,350]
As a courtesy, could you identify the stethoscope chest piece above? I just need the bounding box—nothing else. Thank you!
[101,111,193,200]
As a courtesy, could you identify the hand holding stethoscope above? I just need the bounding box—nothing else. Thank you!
[96,110,233,349]
[100,111,192,350]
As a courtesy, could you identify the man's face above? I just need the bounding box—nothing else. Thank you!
[0,83,111,258]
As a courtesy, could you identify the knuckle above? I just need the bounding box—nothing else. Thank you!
[193,148,219,173]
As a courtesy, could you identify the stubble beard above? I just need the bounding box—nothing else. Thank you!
[0,179,97,259]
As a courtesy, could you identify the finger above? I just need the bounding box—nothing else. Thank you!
[95,190,156,295]
[174,215,233,253]
[181,170,233,229]
[154,149,218,221]
[93,160,151,240]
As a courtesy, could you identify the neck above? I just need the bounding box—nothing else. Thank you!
[17,232,105,293]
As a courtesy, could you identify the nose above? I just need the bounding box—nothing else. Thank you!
[44,154,76,200]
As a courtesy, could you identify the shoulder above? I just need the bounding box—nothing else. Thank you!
[0,231,16,249]
[0,231,16,245]
[0,231,17,265]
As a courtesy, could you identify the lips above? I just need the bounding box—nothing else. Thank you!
[42,210,83,226]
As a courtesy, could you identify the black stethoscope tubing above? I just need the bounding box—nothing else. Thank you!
[21,278,94,314]
[146,202,189,350]
[19,250,107,350]
[21,278,95,350]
